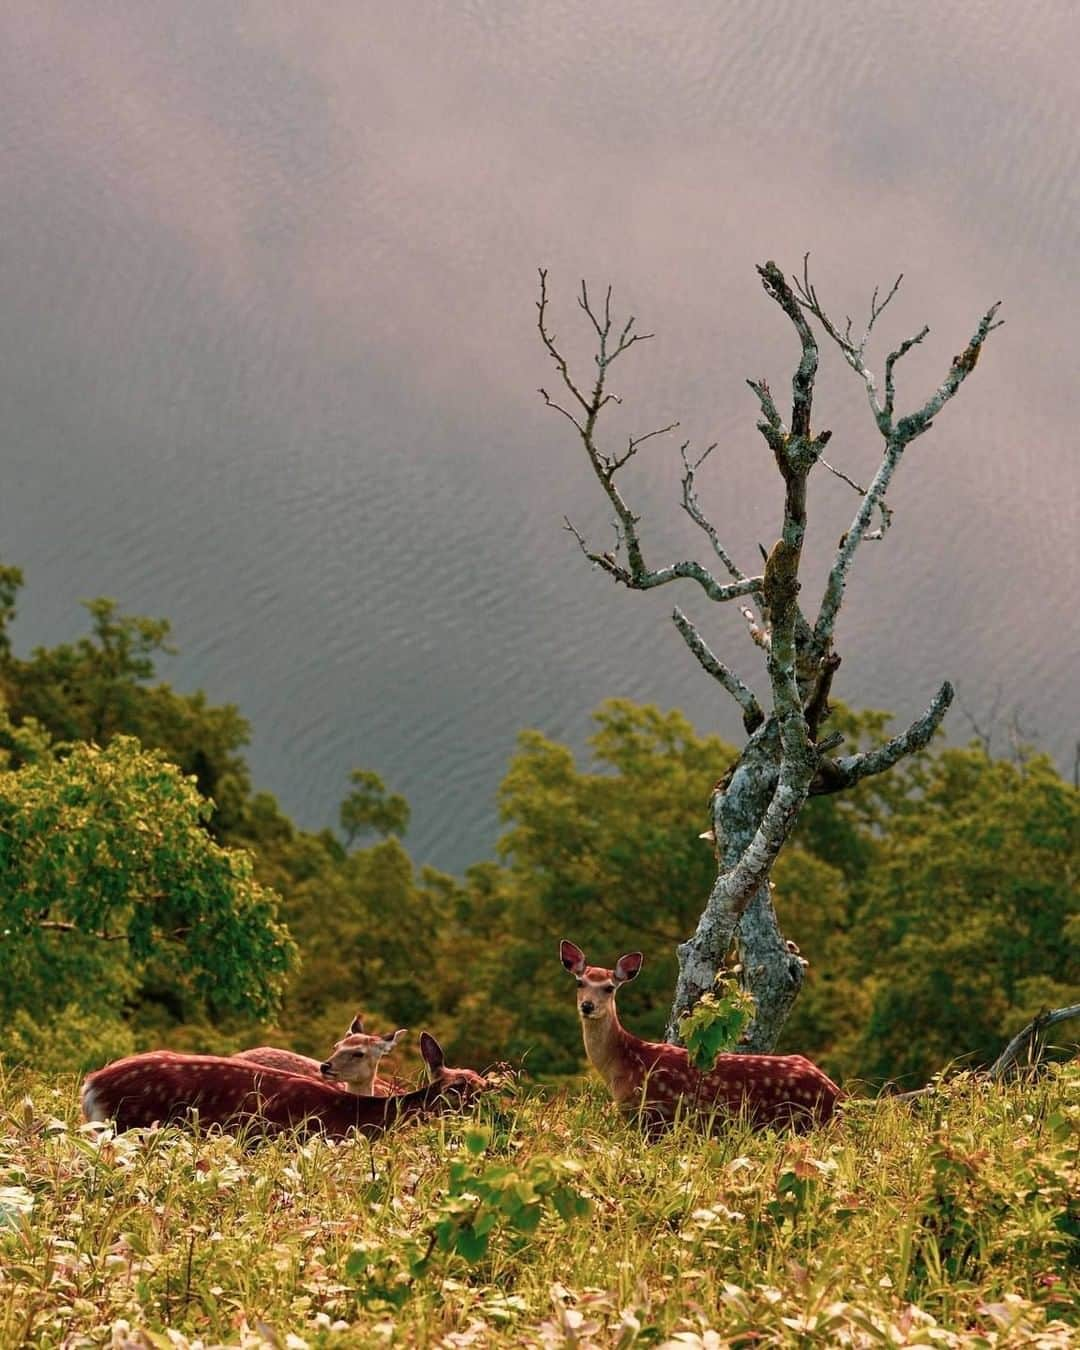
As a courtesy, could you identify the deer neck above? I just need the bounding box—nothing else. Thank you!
[581,1008,639,1097]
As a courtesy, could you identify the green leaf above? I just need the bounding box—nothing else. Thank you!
[453,1225,489,1263]
[681,981,757,1071]
[464,1127,491,1156]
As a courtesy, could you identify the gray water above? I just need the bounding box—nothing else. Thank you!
[1,1,1078,873]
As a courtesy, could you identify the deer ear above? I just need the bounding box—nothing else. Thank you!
[419,1031,445,1074]
[349,1014,365,1035]
[614,952,643,983]
[560,940,586,975]
[382,1028,407,1051]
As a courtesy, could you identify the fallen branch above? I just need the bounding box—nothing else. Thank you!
[988,1002,1080,1081]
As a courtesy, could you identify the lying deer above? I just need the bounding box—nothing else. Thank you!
[560,940,841,1132]
[234,1016,407,1095]
[81,1032,487,1140]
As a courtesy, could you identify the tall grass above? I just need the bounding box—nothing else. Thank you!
[0,1064,1076,1347]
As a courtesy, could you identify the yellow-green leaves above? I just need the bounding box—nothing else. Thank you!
[681,980,757,1072]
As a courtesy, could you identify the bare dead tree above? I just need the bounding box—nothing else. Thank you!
[538,260,1003,1050]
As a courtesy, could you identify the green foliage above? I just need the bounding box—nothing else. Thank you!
[847,750,1079,1084]
[275,837,456,1054]
[0,699,52,769]
[680,978,757,1071]
[0,581,255,835]
[0,737,296,1053]
[432,1128,590,1263]
[345,1126,591,1301]
[3,1004,137,1076]
[339,768,410,845]
[0,562,23,660]
[8,596,173,746]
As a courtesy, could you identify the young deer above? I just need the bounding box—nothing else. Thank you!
[560,940,841,1132]
[235,1016,407,1096]
[81,1032,487,1140]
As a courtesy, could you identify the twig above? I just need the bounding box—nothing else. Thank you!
[35,920,191,943]
[813,292,1004,647]
[679,442,745,582]
[819,458,893,540]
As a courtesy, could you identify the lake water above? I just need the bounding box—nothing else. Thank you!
[2,1,1078,873]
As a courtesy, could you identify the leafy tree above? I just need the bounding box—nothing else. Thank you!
[340,768,410,845]
[848,749,1079,1084]
[0,577,255,836]
[8,596,172,745]
[0,733,296,1068]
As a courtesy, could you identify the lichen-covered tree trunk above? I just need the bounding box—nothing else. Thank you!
[665,724,806,1049]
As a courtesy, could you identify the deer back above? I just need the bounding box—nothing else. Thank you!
[233,1046,346,1088]
[628,1039,841,1130]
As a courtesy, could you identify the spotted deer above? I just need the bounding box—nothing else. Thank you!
[81,1032,488,1139]
[560,940,841,1132]
[234,1016,408,1096]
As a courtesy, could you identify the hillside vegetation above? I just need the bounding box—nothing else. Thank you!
[1,1065,1077,1347]
[1,566,1076,1090]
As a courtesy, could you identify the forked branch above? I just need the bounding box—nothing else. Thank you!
[538,271,761,607]
[810,681,954,794]
[798,257,1004,648]
[679,443,745,583]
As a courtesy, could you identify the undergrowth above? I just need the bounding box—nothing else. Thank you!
[0,1064,1077,1347]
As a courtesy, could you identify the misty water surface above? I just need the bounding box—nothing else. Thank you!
[1,1,1077,872]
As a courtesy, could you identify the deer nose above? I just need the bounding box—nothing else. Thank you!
[580,1000,595,1016]
[319,1062,333,1077]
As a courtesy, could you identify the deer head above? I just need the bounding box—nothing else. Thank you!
[560,939,643,1024]
[320,1018,407,1094]
[419,1030,490,1106]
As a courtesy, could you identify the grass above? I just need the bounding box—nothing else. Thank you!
[0,1064,1077,1348]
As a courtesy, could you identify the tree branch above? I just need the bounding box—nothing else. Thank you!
[757,261,818,440]
[671,606,763,733]
[810,681,953,794]
[989,1003,1080,1080]
[34,919,192,943]
[819,456,893,540]
[812,292,1003,648]
[803,651,841,740]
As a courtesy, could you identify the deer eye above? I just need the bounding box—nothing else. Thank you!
[603,984,616,993]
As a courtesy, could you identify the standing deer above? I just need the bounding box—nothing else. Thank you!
[560,940,841,1132]
[81,1032,487,1139]
[234,1016,407,1095]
